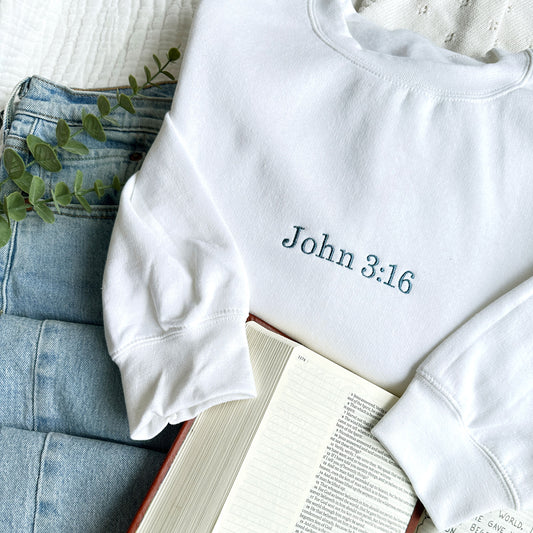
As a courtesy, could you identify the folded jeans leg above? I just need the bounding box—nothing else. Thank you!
[0,313,179,452]
[0,426,166,533]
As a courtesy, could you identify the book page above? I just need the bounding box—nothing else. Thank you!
[416,508,533,533]
[213,344,417,533]
[136,323,296,533]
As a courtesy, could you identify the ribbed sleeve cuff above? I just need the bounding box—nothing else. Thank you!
[112,313,256,441]
[371,374,516,531]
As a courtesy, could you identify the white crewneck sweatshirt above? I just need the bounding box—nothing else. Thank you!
[102,0,533,529]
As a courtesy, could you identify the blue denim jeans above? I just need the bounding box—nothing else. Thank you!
[0,77,179,532]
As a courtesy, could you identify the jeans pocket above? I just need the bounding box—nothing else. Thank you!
[49,148,145,206]
[0,117,159,322]
[0,80,166,323]
[28,115,155,206]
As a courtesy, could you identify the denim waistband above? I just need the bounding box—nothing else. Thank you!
[0,75,174,213]
[2,76,176,145]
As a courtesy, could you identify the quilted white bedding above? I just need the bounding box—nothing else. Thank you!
[0,0,198,108]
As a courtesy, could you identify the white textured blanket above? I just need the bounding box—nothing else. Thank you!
[0,0,198,108]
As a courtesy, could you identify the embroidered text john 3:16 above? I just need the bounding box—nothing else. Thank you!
[282,225,415,294]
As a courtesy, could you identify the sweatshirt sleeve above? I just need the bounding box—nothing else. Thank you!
[102,114,255,440]
[372,275,533,530]
[101,2,262,439]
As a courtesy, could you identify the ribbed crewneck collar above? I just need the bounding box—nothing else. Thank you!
[309,0,533,100]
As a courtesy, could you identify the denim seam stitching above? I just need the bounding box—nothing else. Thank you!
[47,208,118,220]
[32,432,52,533]
[60,152,146,162]
[32,320,46,432]
[13,110,165,134]
[4,133,28,143]
[1,221,17,313]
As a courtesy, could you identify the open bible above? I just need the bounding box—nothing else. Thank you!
[129,317,422,533]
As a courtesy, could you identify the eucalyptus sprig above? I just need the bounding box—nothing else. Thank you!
[0,47,181,247]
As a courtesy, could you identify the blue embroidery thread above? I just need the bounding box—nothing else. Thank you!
[281,225,415,294]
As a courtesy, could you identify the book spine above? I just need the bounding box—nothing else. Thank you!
[405,500,425,533]
[128,419,196,532]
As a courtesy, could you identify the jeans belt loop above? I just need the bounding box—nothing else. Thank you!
[1,77,32,151]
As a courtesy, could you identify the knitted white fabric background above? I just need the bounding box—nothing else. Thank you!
[356,0,533,59]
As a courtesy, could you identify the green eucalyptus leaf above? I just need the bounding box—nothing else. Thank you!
[144,65,151,82]
[118,93,136,114]
[81,108,87,120]
[75,193,92,213]
[3,148,25,179]
[29,175,46,205]
[129,74,138,94]
[0,215,12,248]
[74,170,83,193]
[33,201,55,224]
[100,116,120,126]
[51,194,61,213]
[13,171,34,194]
[97,95,111,116]
[168,47,180,61]
[62,138,89,155]
[153,54,162,69]
[94,179,105,198]
[56,119,71,147]
[26,134,46,155]
[6,192,27,221]
[32,143,62,172]
[112,175,122,192]
[82,113,106,142]
[54,182,72,206]
[162,71,175,80]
